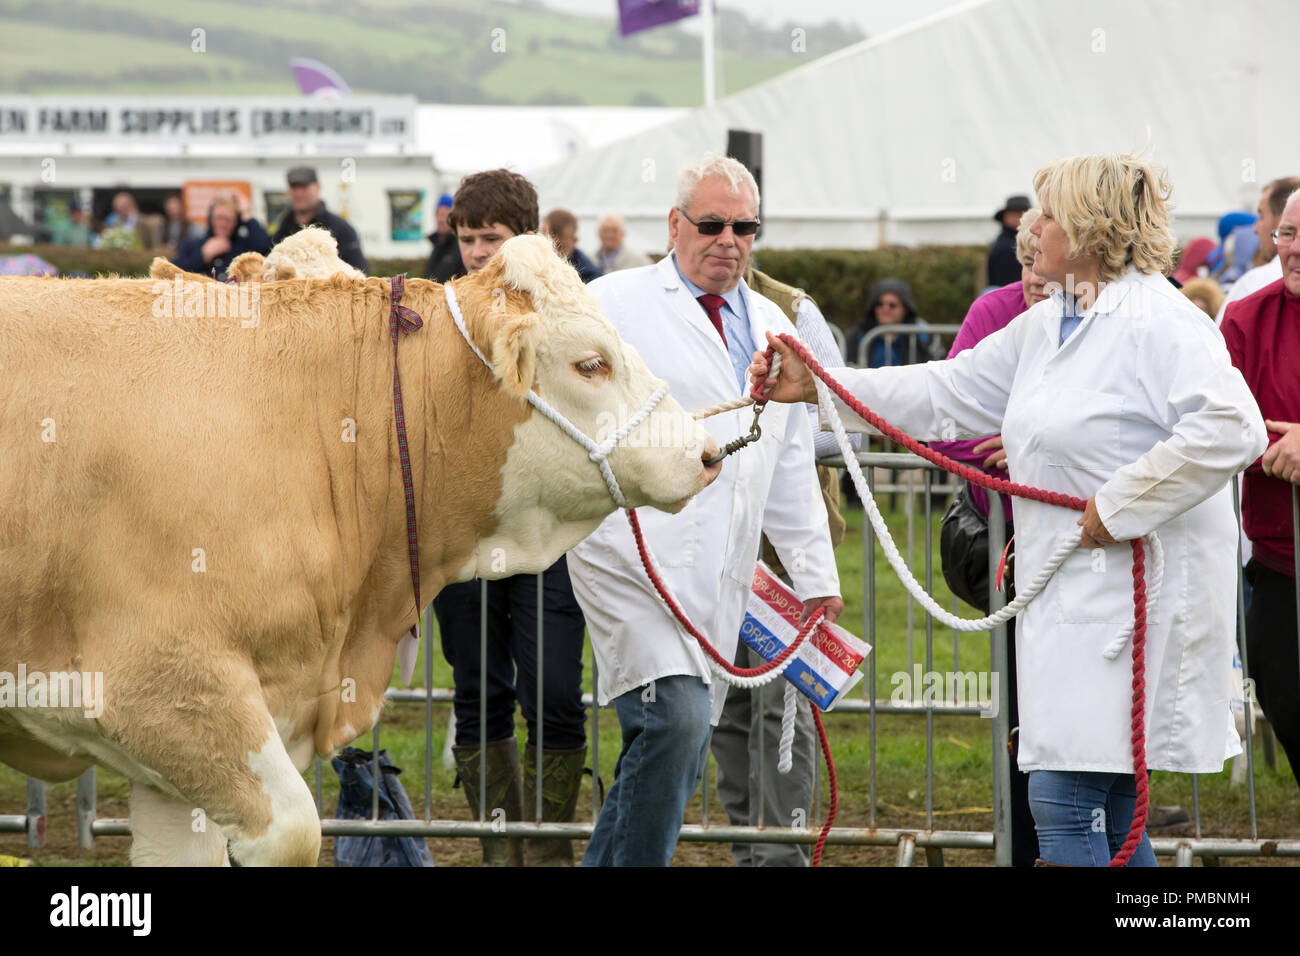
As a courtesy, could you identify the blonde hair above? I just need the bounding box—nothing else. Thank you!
[1015,208,1041,266]
[676,152,760,212]
[209,194,240,217]
[1032,153,1176,282]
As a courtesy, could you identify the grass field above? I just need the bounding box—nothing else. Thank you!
[1,492,1296,867]
[0,0,801,105]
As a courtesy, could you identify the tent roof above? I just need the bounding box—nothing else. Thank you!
[415,104,686,182]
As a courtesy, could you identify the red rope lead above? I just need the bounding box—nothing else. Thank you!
[811,708,837,867]
[626,509,832,863]
[751,335,1089,513]
[1110,539,1150,867]
[626,510,825,678]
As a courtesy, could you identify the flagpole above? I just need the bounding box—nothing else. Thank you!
[701,0,715,105]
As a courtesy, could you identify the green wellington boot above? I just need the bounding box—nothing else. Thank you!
[453,738,524,867]
[522,743,587,866]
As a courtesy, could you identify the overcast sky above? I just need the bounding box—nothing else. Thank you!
[506,0,972,35]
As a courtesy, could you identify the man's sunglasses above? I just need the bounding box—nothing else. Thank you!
[677,208,761,237]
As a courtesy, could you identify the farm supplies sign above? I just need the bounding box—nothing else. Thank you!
[0,97,416,146]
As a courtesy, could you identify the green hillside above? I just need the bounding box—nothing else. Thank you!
[0,0,865,105]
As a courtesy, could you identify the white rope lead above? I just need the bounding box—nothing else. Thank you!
[814,375,1163,639]
[691,355,782,421]
[702,372,1164,693]
[778,682,798,774]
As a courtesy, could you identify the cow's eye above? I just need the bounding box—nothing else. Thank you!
[575,356,608,377]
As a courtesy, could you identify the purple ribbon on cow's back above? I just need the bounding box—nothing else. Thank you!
[389,274,424,685]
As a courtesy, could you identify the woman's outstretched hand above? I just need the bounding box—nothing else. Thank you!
[748,331,818,404]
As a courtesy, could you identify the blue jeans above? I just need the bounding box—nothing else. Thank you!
[1028,770,1157,867]
[581,675,712,867]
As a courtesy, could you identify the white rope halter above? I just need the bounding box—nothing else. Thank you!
[443,284,668,509]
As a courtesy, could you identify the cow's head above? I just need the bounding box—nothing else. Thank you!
[450,235,721,566]
[228,226,365,282]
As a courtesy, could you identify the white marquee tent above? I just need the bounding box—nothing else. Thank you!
[416,104,686,188]
[533,0,1297,252]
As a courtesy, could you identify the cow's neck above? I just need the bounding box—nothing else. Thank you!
[315,281,532,756]
[381,283,533,633]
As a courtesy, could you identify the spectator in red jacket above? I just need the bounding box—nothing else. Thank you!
[1221,187,1300,788]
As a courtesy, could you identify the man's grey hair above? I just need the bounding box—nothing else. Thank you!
[600,213,626,228]
[675,152,760,213]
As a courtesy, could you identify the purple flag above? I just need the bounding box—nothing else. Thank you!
[290,57,352,97]
[618,0,699,36]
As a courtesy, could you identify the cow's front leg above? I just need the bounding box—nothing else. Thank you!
[98,641,324,866]
[130,784,230,866]
[128,721,321,867]
[221,722,322,866]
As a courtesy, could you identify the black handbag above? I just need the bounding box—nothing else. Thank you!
[940,482,1009,613]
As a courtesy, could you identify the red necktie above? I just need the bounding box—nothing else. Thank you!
[696,293,728,347]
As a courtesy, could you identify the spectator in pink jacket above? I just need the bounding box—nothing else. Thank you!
[930,208,1047,520]
[929,207,1044,866]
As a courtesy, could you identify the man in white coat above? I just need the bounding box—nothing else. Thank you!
[568,153,843,867]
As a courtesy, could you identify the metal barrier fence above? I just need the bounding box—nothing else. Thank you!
[6,470,1300,863]
[10,452,1300,863]
[856,323,963,369]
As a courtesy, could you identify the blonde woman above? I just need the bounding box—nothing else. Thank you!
[172,193,272,281]
[753,153,1265,866]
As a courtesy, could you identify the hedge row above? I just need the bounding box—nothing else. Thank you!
[750,246,988,329]
[4,243,991,331]
[373,246,992,329]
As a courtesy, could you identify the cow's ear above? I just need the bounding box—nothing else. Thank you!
[149,258,183,280]
[227,252,267,283]
[263,260,297,281]
[490,311,544,397]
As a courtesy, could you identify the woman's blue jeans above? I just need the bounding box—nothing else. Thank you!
[1028,770,1157,866]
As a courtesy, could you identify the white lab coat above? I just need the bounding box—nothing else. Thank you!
[822,268,1266,772]
[570,254,840,725]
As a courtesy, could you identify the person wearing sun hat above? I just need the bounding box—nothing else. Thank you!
[988,194,1032,287]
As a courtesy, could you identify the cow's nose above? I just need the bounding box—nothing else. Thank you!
[700,436,723,486]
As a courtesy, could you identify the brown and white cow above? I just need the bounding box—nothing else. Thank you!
[0,235,719,865]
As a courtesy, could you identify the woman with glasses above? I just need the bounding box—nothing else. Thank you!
[752,152,1266,866]
[845,278,944,368]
